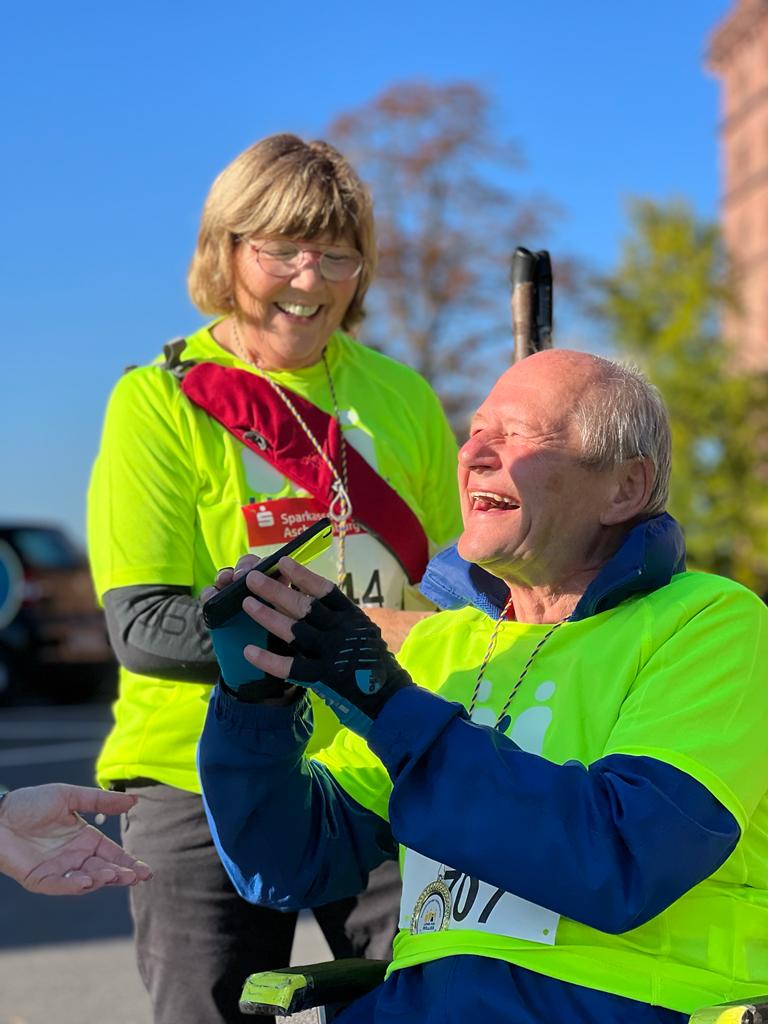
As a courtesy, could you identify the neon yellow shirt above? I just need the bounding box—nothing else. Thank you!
[316,571,768,1014]
[88,324,462,791]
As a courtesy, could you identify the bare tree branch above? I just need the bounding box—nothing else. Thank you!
[328,80,563,429]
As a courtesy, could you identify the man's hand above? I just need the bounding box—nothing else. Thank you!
[237,557,415,737]
[0,784,153,895]
[202,558,298,704]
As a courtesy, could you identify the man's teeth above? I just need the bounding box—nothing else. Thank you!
[470,491,520,509]
[276,302,320,317]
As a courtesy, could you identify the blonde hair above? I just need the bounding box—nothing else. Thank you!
[187,134,376,331]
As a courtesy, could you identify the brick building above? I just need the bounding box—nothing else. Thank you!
[708,0,768,369]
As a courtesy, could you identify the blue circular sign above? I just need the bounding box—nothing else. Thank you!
[0,540,23,628]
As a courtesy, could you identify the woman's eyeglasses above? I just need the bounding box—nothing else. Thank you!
[244,240,364,282]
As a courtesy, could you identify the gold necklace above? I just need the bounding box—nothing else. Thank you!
[467,597,568,731]
[230,316,352,585]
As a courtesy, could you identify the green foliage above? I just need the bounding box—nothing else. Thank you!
[594,198,768,594]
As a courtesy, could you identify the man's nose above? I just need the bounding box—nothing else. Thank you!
[458,430,499,469]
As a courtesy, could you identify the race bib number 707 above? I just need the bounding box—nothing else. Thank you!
[400,848,560,944]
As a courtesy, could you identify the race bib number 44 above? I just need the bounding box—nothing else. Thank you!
[400,848,559,944]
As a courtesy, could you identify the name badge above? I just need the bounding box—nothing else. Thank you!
[241,496,407,608]
[400,848,559,944]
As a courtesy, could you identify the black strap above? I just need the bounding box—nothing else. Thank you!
[159,337,198,380]
[108,778,161,791]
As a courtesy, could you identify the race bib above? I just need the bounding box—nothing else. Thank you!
[400,848,559,944]
[241,496,407,608]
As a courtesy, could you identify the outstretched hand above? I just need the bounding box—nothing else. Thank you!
[0,783,153,895]
[233,556,414,737]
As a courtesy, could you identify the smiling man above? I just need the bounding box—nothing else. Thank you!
[199,350,768,1024]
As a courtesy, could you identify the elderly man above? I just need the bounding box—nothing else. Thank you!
[199,350,768,1024]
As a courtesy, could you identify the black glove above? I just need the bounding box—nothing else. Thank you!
[289,587,414,737]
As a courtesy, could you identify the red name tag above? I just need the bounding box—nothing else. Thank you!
[241,496,363,547]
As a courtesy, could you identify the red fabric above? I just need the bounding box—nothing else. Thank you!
[181,363,429,584]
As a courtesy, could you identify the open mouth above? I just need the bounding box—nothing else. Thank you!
[275,302,322,320]
[469,490,521,512]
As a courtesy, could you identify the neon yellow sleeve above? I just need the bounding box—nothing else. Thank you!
[603,579,768,830]
[416,383,463,550]
[87,367,199,596]
[312,722,393,822]
[398,378,462,609]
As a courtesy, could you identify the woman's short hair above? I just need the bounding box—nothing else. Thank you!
[572,357,672,517]
[188,134,376,332]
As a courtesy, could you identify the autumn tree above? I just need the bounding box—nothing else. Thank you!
[593,198,768,593]
[327,81,558,427]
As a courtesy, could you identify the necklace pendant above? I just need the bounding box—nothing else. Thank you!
[410,878,452,935]
[328,480,351,524]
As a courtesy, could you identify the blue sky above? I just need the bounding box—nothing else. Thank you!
[1,0,731,544]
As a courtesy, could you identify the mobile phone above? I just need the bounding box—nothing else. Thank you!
[203,517,333,629]
[204,517,333,690]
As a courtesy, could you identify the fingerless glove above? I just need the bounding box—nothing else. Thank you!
[288,586,414,737]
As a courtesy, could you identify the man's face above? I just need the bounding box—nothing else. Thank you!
[457,352,619,587]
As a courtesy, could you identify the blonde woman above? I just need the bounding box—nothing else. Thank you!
[88,134,461,1024]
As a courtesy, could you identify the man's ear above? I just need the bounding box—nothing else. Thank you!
[600,458,655,526]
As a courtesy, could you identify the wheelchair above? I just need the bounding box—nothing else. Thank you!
[237,958,768,1024]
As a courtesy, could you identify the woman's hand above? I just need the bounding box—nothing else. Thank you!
[361,609,433,654]
[0,785,152,896]
[200,552,266,605]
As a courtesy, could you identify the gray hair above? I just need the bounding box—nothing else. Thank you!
[571,357,671,517]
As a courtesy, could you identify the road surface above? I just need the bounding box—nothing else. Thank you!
[0,701,330,1024]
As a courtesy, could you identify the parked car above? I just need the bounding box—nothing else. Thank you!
[0,522,116,704]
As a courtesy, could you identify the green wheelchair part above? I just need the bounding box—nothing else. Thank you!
[240,961,768,1023]
[239,959,388,1021]
[689,1000,768,1024]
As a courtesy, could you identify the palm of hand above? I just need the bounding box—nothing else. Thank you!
[0,785,150,895]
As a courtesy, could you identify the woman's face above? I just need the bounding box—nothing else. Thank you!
[231,233,359,371]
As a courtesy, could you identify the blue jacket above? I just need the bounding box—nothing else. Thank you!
[198,514,738,1024]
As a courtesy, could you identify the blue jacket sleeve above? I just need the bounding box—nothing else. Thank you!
[368,687,740,934]
[197,686,397,909]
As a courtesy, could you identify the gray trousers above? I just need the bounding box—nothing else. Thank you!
[121,783,399,1024]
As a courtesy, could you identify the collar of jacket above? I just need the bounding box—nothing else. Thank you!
[419,512,687,622]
